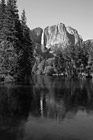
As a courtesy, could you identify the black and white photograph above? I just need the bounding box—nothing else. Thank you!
[0,0,93,140]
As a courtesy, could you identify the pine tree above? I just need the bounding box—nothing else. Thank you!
[1,0,21,44]
[0,0,34,82]
[0,0,6,41]
[21,9,31,44]
[16,9,33,82]
[21,9,26,28]
[0,0,20,79]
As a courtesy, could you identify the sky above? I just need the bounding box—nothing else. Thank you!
[17,0,93,41]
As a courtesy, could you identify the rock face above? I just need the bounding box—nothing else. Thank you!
[30,23,83,52]
[43,23,83,51]
[30,23,83,75]
[30,27,43,44]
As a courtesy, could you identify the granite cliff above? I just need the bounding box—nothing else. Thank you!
[30,23,83,52]
[30,23,93,76]
[44,23,83,51]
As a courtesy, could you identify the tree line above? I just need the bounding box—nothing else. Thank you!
[0,0,33,83]
[32,40,93,78]
[54,41,93,78]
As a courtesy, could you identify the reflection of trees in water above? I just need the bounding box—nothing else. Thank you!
[0,85,33,140]
[56,79,93,112]
[0,77,93,139]
[0,86,33,119]
[32,75,93,120]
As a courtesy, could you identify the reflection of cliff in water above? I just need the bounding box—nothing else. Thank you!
[0,77,93,121]
[32,75,93,120]
[0,76,93,139]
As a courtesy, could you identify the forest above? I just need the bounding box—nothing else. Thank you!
[54,42,93,78]
[0,0,33,83]
[32,41,93,79]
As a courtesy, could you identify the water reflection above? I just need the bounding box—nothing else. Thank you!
[0,76,93,140]
[0,85,33,140]
[32,76,93,119]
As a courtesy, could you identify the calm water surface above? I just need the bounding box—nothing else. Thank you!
[0,75,93,140]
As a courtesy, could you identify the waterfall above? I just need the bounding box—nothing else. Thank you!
[41,29,45,52]
[41,30,44,46]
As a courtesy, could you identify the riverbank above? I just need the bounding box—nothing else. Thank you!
[0,72,93,85]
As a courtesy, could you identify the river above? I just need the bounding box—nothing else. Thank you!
[0,75,93,140]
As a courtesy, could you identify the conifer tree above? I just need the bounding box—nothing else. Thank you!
[0,0,20,79]
[0,0,33,82]
[16,9,33,82]
[4,0,19,42]
[0,0,6,41]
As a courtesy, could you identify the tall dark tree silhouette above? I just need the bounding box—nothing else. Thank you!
[0,0,22,81]
[16,9,33,82]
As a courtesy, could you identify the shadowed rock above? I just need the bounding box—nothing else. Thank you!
[30,27,43,44]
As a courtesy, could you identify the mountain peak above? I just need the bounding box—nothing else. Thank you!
[43,23,83,50]
[30,22,83,51]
